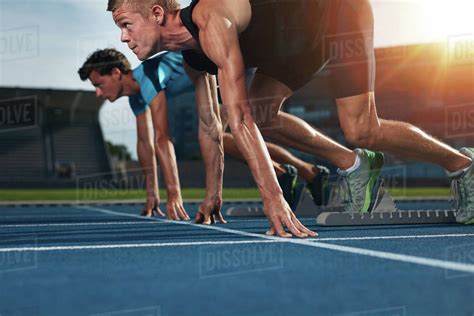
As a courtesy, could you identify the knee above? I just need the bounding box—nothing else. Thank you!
[342,124,378,149]
[254,110,282,138]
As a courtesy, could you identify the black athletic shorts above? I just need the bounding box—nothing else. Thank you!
[249,0,376,98]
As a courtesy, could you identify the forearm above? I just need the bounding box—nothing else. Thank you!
[154,137,182,198]
[137,140,159,197]
[199,120,224,199]
[219,70,282,202]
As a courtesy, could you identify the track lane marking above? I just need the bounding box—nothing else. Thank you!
[78,206,474,274]
[0,240,278,252]
[0,221,165,228]
[315,234,474,241]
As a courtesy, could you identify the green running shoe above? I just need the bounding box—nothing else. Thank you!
[449,148,474,224]
[277,164,298,207]
[337,149,384,213]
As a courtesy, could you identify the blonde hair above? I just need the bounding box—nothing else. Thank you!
[107,0,180,15]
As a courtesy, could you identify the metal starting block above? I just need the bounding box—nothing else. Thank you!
[315,184,457,226]
[316,209,457,226]
[226,181,458,226]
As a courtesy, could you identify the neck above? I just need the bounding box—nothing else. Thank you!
[160,10,197,51]
[122,72,140,96]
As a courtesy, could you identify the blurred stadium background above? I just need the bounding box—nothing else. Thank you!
[1,42,472,192]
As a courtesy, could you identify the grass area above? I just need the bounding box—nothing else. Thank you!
[0,187,450,202]
[0,188,261,202]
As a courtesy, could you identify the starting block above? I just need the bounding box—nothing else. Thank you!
[226,180,458,226]
[315,182,457,226]
[316,209,457,226]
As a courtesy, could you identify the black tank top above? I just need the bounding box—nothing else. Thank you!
[180,0,331,88]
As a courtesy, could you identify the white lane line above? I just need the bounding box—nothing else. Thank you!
[79,206,157,221]
[0,221,165,228]
[315,234,474,242]
[0,214,117,219]
[0,240,278,253]
[78,206,474,274]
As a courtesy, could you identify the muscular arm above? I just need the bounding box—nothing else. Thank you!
[136,110,163,216]
[198,10,281,205]
[196,74,224,202]
[149,92,181,197]
[149,92,190,220]
[193,2,315,237]
[184,62,225,224]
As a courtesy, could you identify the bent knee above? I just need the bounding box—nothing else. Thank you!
[342,126,378,148]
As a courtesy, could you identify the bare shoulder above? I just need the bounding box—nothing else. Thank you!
[192,0,251,33]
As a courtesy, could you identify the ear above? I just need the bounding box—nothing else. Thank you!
[151,5,165,25]
[111,67,123,79]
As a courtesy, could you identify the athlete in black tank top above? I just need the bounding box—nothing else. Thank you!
[110,0,474,234]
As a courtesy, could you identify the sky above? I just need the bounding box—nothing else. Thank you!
[0,0,473,159]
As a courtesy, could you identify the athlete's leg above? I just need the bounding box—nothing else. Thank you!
[336,92,472,172]
[263,142,320,183]
[248,73,356,170]
[223,132,320,182]
[223,133,285,175]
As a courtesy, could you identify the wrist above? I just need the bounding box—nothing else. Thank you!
[166,186,181,198]
[146,190,159,198]
[205,189,222,201]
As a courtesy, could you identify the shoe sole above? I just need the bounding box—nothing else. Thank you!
[464,217,474,225]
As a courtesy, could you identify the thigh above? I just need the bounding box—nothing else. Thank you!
[326,0,376,99]
[248,73,293,128]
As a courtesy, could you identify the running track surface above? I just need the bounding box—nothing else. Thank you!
[0,201,473,316]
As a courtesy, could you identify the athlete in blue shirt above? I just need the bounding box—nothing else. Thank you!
[79,49,191,220]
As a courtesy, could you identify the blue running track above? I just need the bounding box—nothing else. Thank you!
[0,201,473,316]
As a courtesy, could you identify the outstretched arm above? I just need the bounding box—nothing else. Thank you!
[184,62,226,224]
[149,91,190,221]
[194,5,316,237]
[136,110,164,217]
